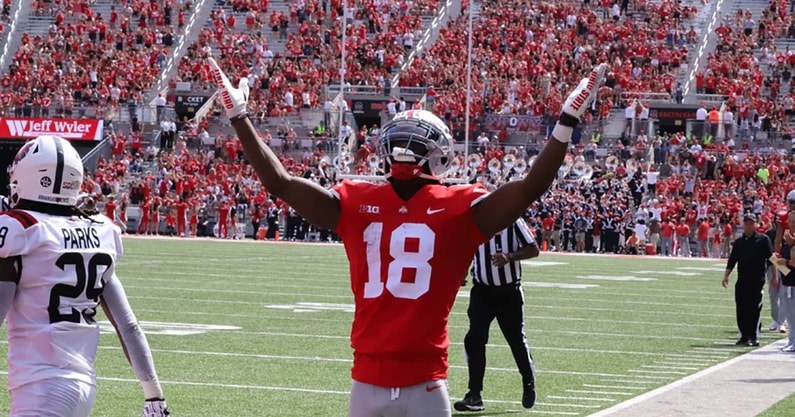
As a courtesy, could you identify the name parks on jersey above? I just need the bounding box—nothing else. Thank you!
[61,226,101,249]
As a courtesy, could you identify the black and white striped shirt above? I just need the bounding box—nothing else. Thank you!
[472,219,536,286]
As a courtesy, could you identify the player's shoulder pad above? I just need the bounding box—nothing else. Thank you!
[330,179,384,200]
[0,209,39,230]
[447,183,489,207]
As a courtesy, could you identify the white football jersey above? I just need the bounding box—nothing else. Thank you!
[0,209,122,390]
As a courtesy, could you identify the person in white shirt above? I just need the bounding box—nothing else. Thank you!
[284,89,295,108]
[0,136,170,417]
[154,94,166,121]
[646,168,659,195]
[625,101,636,136]
[387,99,397,117]
[723,107,735,137]
[398,97,407,112]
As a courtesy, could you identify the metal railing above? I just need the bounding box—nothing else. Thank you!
[620,92,673,103]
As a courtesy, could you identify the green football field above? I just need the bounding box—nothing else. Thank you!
[0,238,785,416]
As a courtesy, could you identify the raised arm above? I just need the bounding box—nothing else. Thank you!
[474,64,607,237]
[209,58,340,230]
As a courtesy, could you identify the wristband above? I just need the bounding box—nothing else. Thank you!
[558,112,580,127]
[552,123,574,144]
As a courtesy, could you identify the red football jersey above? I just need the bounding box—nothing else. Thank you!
[332,180,489,387]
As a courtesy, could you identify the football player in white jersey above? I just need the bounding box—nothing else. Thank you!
[0,136,170,417]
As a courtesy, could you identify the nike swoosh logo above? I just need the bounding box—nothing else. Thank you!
[427,208,445,215]
[425,384,442,392]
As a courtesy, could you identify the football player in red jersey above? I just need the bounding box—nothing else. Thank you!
[774,190,795,253]
[209,57,607,416]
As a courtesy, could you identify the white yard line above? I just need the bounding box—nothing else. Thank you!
[640,365,700,371]
[548,396,617,402]
[566,390,635,396]
[582,384,645,391]
[628,369,688,375]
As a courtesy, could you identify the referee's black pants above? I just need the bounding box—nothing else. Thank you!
[735,279,764,341]
[464,281,536,393]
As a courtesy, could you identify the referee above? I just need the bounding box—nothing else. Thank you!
[454,218,539,412]
[723,213,774,347]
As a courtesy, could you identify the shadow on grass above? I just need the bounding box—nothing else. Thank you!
[453,412,525,417]
[738,378,795,384]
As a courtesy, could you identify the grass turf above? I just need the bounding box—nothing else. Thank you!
[0,238,784,416]
[759,391,795,417]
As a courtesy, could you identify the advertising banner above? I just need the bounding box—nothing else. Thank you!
[0,118,104,141]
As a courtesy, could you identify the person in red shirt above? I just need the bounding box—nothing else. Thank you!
[676,218,691,257]
[697,218,711,257]
[217,201,230,239]
[660,218,676,256]
[189,201,199,237]
[541,215,555,250]
[137,198,150,235]
[211,58,606,414]
[175,197,188,237]
[774,190,795,252]
[104,197,117,224]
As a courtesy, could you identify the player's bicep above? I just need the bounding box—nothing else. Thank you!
[281,176,341,230]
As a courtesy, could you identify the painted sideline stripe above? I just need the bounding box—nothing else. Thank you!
[587,343,769,417]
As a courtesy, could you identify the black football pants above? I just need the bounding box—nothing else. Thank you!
[735,280,764,341]
[464,282,536,393]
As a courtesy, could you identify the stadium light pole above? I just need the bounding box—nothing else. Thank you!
[463,0,474,167]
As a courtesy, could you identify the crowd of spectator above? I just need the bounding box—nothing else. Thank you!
[399,0,700,127]
[0,0,190,119]
[692,0,795,141]
[171,0,438,120]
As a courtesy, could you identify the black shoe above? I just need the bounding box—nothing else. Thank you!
[522,382,536,409]
[453,392,485,412]
[747,339,760,347]
[736,338,749,346]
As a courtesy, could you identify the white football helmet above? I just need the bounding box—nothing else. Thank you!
[8,136,84,208]
[377,110,454,181]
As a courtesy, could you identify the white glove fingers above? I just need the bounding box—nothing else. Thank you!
[208,57,233,91]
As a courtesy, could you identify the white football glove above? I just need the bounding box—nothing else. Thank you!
[143,399,170,417]
[208,57,250,119]
[553,63,608,143]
